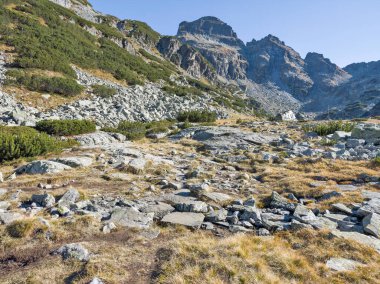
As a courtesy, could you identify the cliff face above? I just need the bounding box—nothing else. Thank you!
[157,37,217,81]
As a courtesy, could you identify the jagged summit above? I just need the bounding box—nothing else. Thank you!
[177,16,244,47]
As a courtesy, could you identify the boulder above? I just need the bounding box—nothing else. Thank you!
[0,212,23,224]
[332,203,352,215]
[109,208,153,229]
[363,213,380,238]
[52,157,93,168]
[127,158,148,174]
[16,160,72,175]
[202,192,231,203]
[332,131,351,141]
[88,278,104,284]
[326,258,362,272]
[270,191,296,212]
[331,230,380,253]
[32,193,55,208]
[174,200,208,213]
[278,110,297,121]
[351,123,380,142]
[140,202,175,219]
[58,189,80,207]
[57,243,90,261]
[161,212,205,229]
[293,205,317,223]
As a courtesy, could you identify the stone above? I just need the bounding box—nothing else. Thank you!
[0,188,6,197]
[140,202,175,219]
[16,160,72,175]
[0,212,23,224]
[331,230,380,253]
[291,219,313,230]
[293,205,317,223]
[58,189,80,207]
[0,172,3,183]
[205,209,228,222]
[201,222,215,230]
[127,158,148,174]
[102,222,116,234]
[0,201,10,210]
[324,213,352,223]
[279,110,297,121]
[356,199,380,217]
[57,243,90,261]
[336,184,359,192]
[332,131,351,141]
[362,191,380,200]
[52,157,93,168]
[326,258,362,272]
[174,200,208,213]
[332,203,352,215]
[32,193,55,208]
[257,228,271,236]
[270,191,296,212]
[88,278,104,284]
[351,123,380,142]
[202,192,231,203]
[161,212,205,229]
[318,191,342,201]
[363,213,380,238]
[109,208,153,229]
[346,139,365,148]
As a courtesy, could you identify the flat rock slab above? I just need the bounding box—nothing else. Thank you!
[363,213,380,238]
[0,212,23,224]
[203,192,232,203]
[326,258,363,272]
[161,212,205,229]
[332,230,380,253]
[16,160,72,175]
[52,157,93,168]
[140,202,175,219]
[362,190,380,200]
[336,184,360,192]
[110,208,153,229]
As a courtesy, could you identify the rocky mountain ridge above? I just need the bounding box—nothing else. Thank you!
[175,16,380,118]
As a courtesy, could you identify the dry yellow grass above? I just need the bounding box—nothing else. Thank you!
[157,230,380,284]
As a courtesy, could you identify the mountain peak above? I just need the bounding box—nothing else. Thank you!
[177,16,238,40]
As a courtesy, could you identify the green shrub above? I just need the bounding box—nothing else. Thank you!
[102,120,175,140]
[36,119,96,136]
[177,110,217,123]
[302,121,356,136]
[92,84,117,98]
[372,156,380,167]
[6,70,83,96]
[0,126,74,162]
[162,85,203,97]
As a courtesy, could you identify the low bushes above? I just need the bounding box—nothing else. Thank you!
[302,121,356,136]
[0,126,75,163]
[6,220,34,238]
[6,70,83,97]
[177,110,217,123]
[102,120,175,140]
[92,84,117,98]
[35,120,96,136]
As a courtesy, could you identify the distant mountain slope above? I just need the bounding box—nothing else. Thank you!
[175,16,380,118]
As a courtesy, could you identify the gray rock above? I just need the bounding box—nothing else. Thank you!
[0,188,6,197]
[332,203,352,215]
[270,191,296,212]
[102,222,116,234]
[127,158,148,174]
[326,258,362,272]
[174,200,208,213]
[16,160,72,175]
[52,157,93,168]
[88,278,104,284]
[202,192,231,203]
[0,212,23,224]
[57,243,90,261]
[109,208,153,229]
[58,189,80,208]
[205,209,228,222]
[32,193,55,208]
[291,219,313,230]
[362,191,380,200]
[351,123,380,142]
[293,205,317,223]
[332,131,351,140]
[140,202,175,219]
[363,213,380,238]
[331,230,380,253]
[357,199,380,217]
[0,172,3,183]
[161,212,205,229]
[257,228,271,236]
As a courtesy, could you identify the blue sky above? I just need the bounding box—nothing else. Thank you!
[90,0,380,67]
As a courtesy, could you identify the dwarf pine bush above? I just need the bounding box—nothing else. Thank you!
[36,120,96,136]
